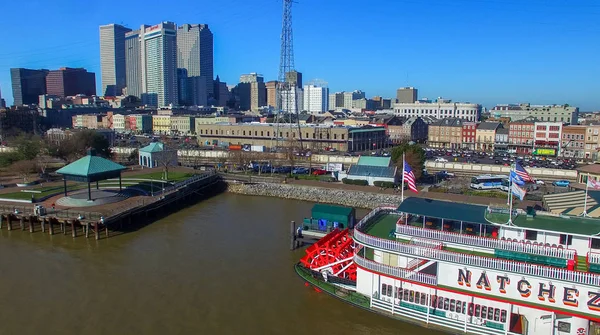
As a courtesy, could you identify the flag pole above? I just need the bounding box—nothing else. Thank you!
[583,173,589,217]
[508,163,514,225]
[401,152,405,202]
[507,166,511,206]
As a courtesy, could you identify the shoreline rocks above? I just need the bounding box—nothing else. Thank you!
[226,182,402,209]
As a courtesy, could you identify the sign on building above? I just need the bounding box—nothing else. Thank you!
[326,163,343,172]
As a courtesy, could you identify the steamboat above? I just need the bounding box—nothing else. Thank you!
[296,197,600,335]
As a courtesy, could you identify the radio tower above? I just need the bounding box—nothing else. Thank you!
[274,0,303,150]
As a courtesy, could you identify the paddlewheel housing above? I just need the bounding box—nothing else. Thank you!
[299,228,357,281]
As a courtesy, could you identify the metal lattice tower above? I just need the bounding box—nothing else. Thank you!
[274,0,303,150]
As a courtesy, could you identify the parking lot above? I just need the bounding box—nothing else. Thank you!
[425,148,578,170]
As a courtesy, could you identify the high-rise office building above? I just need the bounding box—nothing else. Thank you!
[343,90,365,109]
[285,70,302,88]
[0,86,5,108]
[213,76,230,107]
[140,22,178,107]
[177,24,213,105]
[10,68,49,106]
[46,67,96,98]
[303,84,329,113]
[237,73,265,111]
[397,87,418,103]
[328,92,344,110]
[124,27,147,98]
[266,81,278,108]
[99,24,132,97]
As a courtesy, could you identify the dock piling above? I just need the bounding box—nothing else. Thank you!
[85,224,89,238]
[7,215,12,231]
[71,221,77,238]
[290,220,296,250]
[48,219,54,235]
[41,218,46,233]
[94,222,99,241]
[0,215,3,230]
[20,217,24,231]
[29,216,34,233]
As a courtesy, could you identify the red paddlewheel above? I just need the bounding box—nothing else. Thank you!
[300,229,357,281]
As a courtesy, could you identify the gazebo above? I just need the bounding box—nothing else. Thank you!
[56,149,127,201]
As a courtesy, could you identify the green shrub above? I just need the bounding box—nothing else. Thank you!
[373,181,396,188]
[342,178,368,186]
[319,176,337,182]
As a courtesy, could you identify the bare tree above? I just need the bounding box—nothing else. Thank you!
[230,150,251,174]
[155,144,178,180]
[11,160,38,183]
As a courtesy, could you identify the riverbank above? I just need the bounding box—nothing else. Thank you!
[226,180,540,209]
[227,182,404,209]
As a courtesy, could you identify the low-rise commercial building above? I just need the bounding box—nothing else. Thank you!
[533,122,562,157]
[427,118,465,149]
[494,128,509,152]
[393,100,481,122]
[561,125,586,159]
[152,115,171,134]
[490,103,578,124]
[171,116,195,135]
[508,118,536,154]
[461,121,476,150]
[195,123,386,152]
[475,122,502,152]
[584,126,600,160]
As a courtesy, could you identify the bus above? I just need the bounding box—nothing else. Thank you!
[470,174,508,190]
[500,178,510,192]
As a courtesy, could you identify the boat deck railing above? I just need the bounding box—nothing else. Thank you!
[588,252,600,265]
[354,228,600,287]
[354,254,437,286]
[395,225,577,260]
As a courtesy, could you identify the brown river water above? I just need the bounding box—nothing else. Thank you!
[0,193,446,335]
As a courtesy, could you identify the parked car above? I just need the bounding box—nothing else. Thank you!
[312,169,328,176]
[552,180,570,187]
[292,167,309,174]
[536,180,545,185]
[435,157,448,163]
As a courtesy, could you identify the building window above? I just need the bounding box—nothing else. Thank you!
[243,131,246,136]
[381,284,387,296]
[334,134,337,140]
[267,131,270,137]
[261,131,264,136]
[341,134,345,140]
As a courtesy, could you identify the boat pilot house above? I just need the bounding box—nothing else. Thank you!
[303,204,356,231]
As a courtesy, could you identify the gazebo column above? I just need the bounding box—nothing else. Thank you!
[96,181,99,190]
[119,175,122,191]
[88,182,92,201]
[63,178,68,196]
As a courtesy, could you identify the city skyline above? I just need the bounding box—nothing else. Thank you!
[0,0,599,110]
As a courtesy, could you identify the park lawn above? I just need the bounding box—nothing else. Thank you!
[123,171,195,182]
[0,185,69,200]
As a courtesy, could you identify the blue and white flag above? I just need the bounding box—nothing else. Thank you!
[510,171,525,186]
[511,183,527,201]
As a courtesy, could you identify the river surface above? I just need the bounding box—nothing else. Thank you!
[0,194,445,335]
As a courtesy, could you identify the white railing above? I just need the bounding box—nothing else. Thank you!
[410,237,444,249]
[354,229,600,287]
[355,254,437,286]
[589,252,600,265]
[356,205,399,229]
[395,225,576,260]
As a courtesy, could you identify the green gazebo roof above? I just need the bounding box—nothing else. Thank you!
[57,151,126,179]
[140,142,164,153]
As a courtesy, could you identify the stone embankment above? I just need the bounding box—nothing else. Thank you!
[226,182,402,209]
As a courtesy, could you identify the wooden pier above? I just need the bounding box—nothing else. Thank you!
[290,220,327,250]
[0,172,224,241]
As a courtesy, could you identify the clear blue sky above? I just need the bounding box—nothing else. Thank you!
[1,0,599,110]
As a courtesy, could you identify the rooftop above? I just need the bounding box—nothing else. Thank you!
[486,212,600,236]
[397,197,490,225]
[357,156,391,167]
[577,164,600,174]
[139,142,165,153]
[56,151,126,178]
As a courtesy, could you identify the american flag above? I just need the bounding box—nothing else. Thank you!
[515,162,533,182]
[403,161,418,193]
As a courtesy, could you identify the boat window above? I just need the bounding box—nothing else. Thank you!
[468,303,474,316]
[397,288,403,299]
[443,298,449,310]
[387,285,392,297]
[450,299,456,312]
[487,307,494,320]
[494,308,500,321]
[501,310,507,323]
[559,234,573,246]
[381,284,387,297]
[437,297,444,309]
[404,290,409,301]
[421,294,427,305]
[591,238,600,250]
[463,302,467,314]
[409,291,415,302]
[481,306,487,319]
[431,295,437,308]
[475,305,481,317]
[455,301,462,314]
[525,230,538,240]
